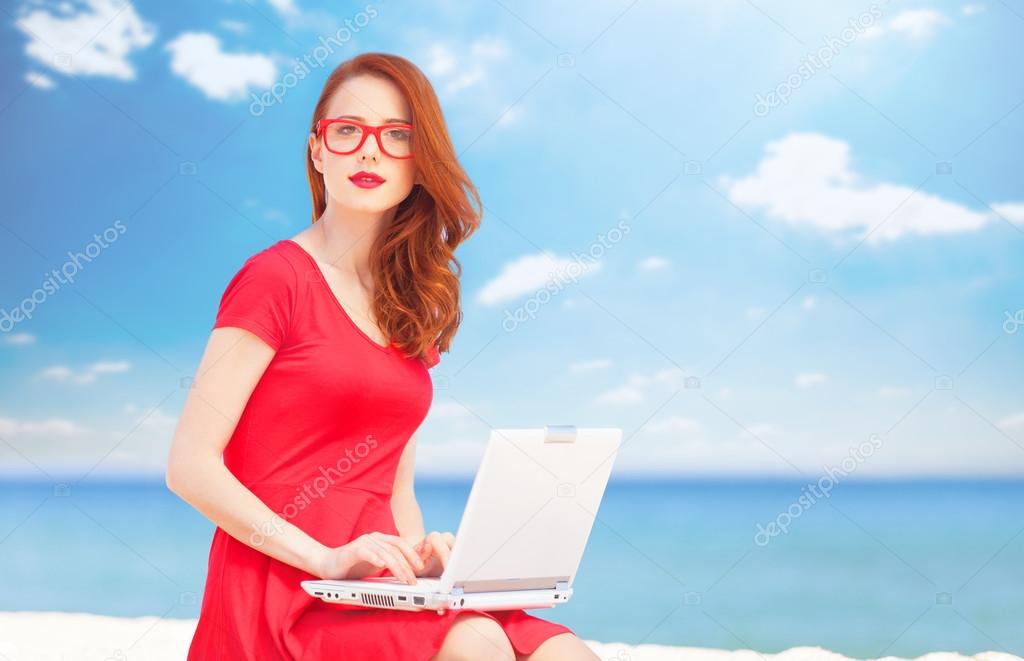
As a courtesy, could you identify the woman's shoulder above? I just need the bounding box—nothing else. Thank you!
[220,240,302,299]
[241,239,300,275]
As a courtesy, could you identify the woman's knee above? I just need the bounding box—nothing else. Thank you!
[521,632,599,661]
[430,613,515,661]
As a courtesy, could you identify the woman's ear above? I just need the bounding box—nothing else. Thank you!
[308,133,323,173]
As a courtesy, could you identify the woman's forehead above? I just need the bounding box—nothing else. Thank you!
[326,75,410,122]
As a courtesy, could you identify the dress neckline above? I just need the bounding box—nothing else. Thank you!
[280,239,393,354]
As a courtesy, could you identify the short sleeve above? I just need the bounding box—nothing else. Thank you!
[423,342,441,369]
[212,248,297,351]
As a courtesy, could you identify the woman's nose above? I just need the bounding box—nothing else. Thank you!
[358,134,381,161]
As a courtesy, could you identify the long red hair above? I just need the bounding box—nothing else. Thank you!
[305,52,481,364]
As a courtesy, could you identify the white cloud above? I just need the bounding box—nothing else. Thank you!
[652,367,685,384]
[0,415,86,438]
[720,132,994,243]
[615,431,788,476]
[17,0,156,80]
[998,412,1024,431]
[220,20,249,34]
[878,385,913,398]
[596,376,647,405]
[3,332,36,345]
[992,202,1024,225]
[422,37,508,96]
[25,71,55,89]
[570,358,613,374]
[36,360,132,384]
[444,68,485,95]
[165,32,276,102]
[0,402,181,475]
[477,253,600,305]
[889,9,950,40]
[494,105,524,128]
[802,296,816,310]
[638,256,671,272]
[90,360,131,374]
[471,36,507,59]
[424,43,457,77]
[794,372,828,389]
[266,0,299,16]
[595,367,687,405]
[415,437,487,475]
[646,416,702,434]
[962,4,986,16]
[862,9,950,42]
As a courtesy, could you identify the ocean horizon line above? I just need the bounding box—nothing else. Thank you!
[3,470,1023,485]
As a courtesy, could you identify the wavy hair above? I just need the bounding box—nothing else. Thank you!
[305,53,481,364]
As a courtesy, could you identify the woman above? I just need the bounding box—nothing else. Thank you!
[166,52,598,660]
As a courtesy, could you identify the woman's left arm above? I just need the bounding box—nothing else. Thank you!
[391,432,426,544]
[392,432,454,577]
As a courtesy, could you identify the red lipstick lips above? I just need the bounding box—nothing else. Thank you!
[349,171,385,188]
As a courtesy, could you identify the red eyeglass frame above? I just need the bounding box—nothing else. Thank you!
[315,118,415,159]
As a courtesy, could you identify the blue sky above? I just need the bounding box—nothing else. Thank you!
[1,0,1022,479]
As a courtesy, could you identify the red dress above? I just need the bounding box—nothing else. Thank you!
[187,239,575,660]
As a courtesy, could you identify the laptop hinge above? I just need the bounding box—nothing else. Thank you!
[451,576,570,593]
[544,425,577,443]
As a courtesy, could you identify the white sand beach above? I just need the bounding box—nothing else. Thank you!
[0,612,1019,660]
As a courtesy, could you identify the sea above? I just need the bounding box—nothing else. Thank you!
[2,477,1022,659]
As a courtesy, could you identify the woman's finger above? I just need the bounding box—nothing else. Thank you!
[376,533,426,572]
[368,538,415,583]
[354,544,385,567]
[426,531,452,568]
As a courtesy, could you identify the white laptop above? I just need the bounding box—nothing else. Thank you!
[301,425,622,614]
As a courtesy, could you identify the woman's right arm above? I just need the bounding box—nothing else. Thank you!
[165,327,422,583]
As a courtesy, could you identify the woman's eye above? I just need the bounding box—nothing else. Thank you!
[387,129,411,141]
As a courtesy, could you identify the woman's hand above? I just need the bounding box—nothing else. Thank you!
[411,531,455,578]
[315,532,425,584]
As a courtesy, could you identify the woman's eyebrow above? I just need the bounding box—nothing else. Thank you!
[337,114,411,124]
